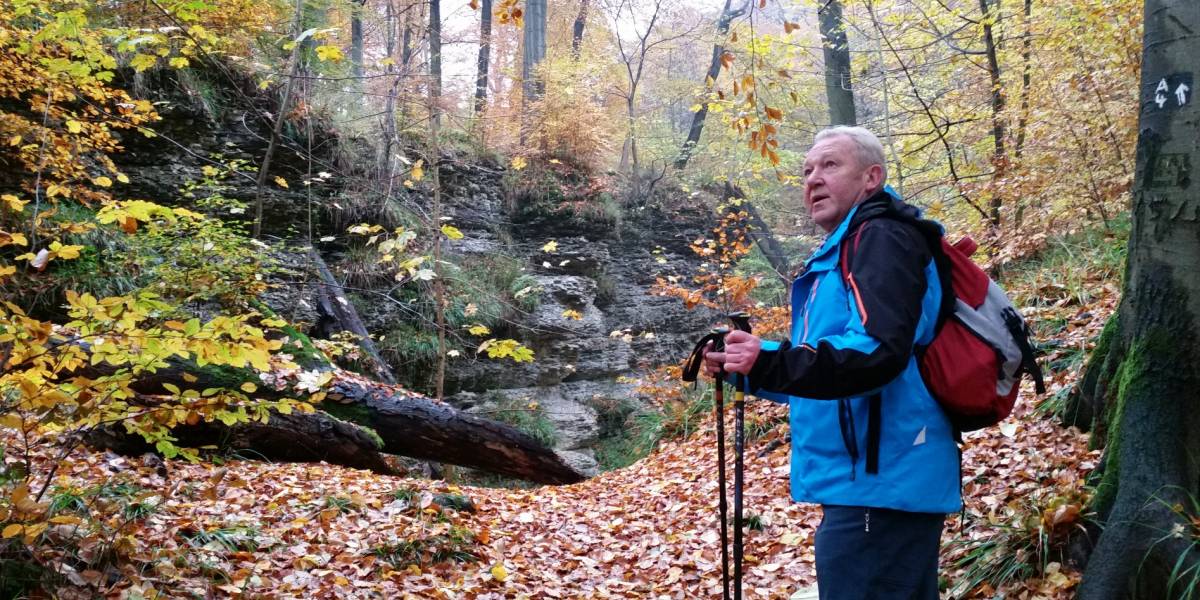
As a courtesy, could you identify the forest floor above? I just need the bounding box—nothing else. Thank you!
[14,391,1100,599]
[11,345,1102,598]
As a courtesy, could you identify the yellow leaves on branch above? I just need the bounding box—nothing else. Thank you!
[440,224,463,240]
[130,53,158,72]
[0,231,28,247]
[494,0,523,27]
[477,338,534,363]
[0,194,25,213]
[561,309,583,321]
[0,285,305,473]
[315,45,344,62]
[510,156,527,171]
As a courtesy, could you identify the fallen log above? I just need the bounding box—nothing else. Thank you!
[80,354,585,483]
[89,409,399,475]
[321,373,587,484]
[307,248,398,385]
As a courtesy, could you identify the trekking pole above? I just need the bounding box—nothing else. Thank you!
[728,312,752,600]
[681,328,732,600]
[713,328,732,600]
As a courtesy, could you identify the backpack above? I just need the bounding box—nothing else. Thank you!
[840,206,1045,433]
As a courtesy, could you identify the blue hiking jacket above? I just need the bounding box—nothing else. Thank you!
[746,190,962,514]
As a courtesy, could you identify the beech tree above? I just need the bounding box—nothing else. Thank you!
[522,0,547,102]
[474,0,493,116]
[1071,1,1200,597]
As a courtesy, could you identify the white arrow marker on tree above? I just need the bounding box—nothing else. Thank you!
[1176,82,1190,105]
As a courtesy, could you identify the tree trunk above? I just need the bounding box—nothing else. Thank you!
[252,0,304,239]
[1074,2,1200,597]
[89,408,400,475]
[401,2,414,70]
[1014,0,1033,161]
[428,0,442,125]
[572,0,590,58]
[307,248,397,385]
[979,0,1007,229]
[322,375,584,483]
[871,14,904,197]
[474,0,493,116]
[722,182,790,281]
[351,0,367,82]
[674,0,747,170]
[380,0,398,175]
[819,0,856,126]
[626,96,639,173]
[522,0,547,102]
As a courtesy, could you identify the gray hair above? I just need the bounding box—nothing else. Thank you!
[813,126,888,186]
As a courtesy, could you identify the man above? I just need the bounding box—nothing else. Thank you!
[705,126,960,599]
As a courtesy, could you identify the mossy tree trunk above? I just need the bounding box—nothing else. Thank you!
[1073,2,1200,597]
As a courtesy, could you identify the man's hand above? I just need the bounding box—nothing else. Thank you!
[703,330,762,376]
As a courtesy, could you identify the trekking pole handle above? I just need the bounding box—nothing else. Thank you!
[727,312,752,392]
[728,312,752,335]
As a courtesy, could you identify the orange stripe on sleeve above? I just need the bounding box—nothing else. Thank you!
[847,273,869,326]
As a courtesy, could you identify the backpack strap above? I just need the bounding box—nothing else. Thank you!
[837,201,953,476]
[1002,308,1047,394]
[865,392,881,475]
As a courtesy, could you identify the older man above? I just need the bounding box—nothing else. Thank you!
[706,126,960,599]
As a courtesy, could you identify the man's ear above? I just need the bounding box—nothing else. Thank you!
[864,164,884,192]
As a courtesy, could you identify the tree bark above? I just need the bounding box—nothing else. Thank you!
[322,374,584,483]
[351,0,367,82]
[674,0,748,170]
[380,0,398,176]
[979,0,1007,229]
[1074,2,1200,597]
[307,248,398,385]
[89,408,400,475]
[401,2,415,70]
[474,0,493,117]
[1014,0,1033,161]
[252,0,304,239]
[572,0,590,58]
[428,0,442,125]
[819,0,856,126]
[79,357,586,483]
[522,0,547,102]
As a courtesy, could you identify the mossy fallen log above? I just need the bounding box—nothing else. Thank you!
[81,355,585,483]
[89,408,399,475]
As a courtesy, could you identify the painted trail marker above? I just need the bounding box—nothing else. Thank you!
[1152,73,1192,109]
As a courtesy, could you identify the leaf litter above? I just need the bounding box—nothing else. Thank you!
[5,291,1111,599]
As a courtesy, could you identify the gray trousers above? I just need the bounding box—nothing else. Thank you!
[814,505,945,600]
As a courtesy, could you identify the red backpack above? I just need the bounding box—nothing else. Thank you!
[919,235,1045,431]
[842,210,1045,432]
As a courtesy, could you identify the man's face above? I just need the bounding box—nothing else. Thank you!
[802,135,881,232]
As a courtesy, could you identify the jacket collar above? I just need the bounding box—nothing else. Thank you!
[804,188,901,269]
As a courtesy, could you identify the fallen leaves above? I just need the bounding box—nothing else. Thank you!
[1,297,1108,598]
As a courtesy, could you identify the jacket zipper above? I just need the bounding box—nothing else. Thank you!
[865,508,871,533]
